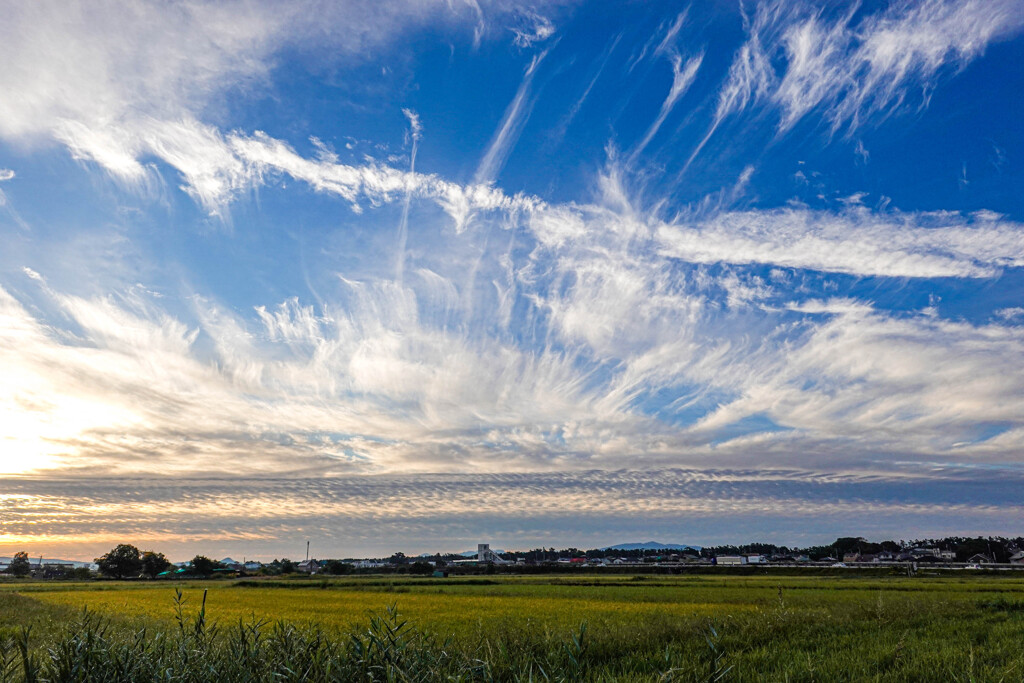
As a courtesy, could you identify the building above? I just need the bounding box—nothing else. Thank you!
[1009,551,1024,565]
[477,544,511,564]
[296,559,320,574]
[354,560,385,569]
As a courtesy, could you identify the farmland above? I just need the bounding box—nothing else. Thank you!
[2,573,1024,680]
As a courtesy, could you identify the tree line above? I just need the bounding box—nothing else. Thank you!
[5,535,1022,579]
[2,545,214,580]
[406,535,1024,563]
[2,544,366,580]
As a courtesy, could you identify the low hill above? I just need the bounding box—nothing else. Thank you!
[601,541,701,551]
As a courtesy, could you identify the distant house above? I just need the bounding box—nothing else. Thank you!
[966,553,993,565]
[910,547,953,561]
[354,560,385,569]
[716,556,746,565]
[839,552,878,563]
[1009,551,1024,565]
[297,559,320,574]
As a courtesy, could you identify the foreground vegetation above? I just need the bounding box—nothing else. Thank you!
[2,573,1023,681]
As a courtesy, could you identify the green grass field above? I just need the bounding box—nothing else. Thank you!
[2,573,1024,681]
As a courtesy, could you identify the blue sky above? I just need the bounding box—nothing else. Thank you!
[2,0,1024,560]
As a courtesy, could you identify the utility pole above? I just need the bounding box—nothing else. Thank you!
[306,540,310,563]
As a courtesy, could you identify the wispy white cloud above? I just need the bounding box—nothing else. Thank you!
[474,49,550,184]
[230,131,542,230]
[632,52,703,158]
[654,10,688,58]
[995,307,1024,322]
[656,206,1024,278]
[827,0,1024,132]
[692,0,1024,161]
[0,0,560,215]
[686,0,780,166]
[395,109,423,283]
[550,33,621,144]
[133,127,1024,281]
[6,146,1024,484]
[0,169,14,215]
[510,10,555,47]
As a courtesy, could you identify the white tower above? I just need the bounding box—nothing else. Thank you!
[477,543,510,564]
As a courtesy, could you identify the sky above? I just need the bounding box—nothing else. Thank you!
[2,0,1024,562]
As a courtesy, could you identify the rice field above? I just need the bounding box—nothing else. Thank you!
[16,577,758,638]
[3,573,1024,680]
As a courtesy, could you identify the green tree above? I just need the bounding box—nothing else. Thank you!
[141,551,172,578]
[188,555,220,576]
[8,551,31,577]
[409,561,433,575]
[96,544,143,579]
[830,537,867,557]
[322,560,353,575]
[280,558,296,574]
[70,566,93,580]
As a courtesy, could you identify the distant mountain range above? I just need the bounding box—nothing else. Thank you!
[601,542,702,551]
[458,549,506,556]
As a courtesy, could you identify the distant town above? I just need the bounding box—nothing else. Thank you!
[3,536,1024,579]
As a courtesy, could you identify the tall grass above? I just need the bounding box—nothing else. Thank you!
[0,589,725,682]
